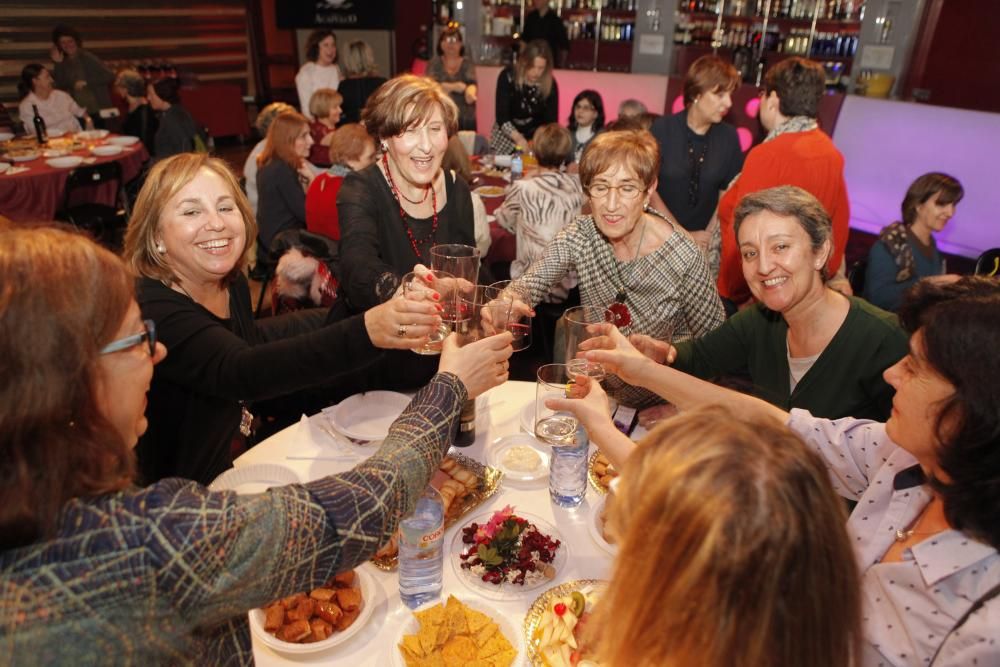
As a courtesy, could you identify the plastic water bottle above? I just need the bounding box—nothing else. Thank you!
[399,485,445,609]
[510,146,523,182]
[548,424,590,508]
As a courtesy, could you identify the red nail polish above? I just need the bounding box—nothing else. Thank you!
[425,273,435,282]
[432,292,440,301]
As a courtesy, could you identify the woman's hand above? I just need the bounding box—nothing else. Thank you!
[439,331,513,398]
[464,84,478,105]
[363,294,443,350]
[575,323,658,385]
[510,130,529,149]
[297,163,316,188]
[543,375,613,436]
[50,46,64,63]
[627,333,676,365]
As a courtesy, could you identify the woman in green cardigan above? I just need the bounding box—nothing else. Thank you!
[623,185,906,420]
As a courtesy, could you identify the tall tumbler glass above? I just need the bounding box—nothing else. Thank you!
[431,244,481,328]
[456,284,513,341]
[490,279,532,352]
[535,363,589,508]
[563,306,614,368]
[401,270,455,355]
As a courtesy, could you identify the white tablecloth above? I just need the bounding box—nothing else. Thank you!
[235,380,614,666]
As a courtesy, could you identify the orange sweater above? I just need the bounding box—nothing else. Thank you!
[717,129,849,303]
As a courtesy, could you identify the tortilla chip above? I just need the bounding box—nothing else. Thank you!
[489,648,517,667]
[473,621,498,648]
[400,634,424,658]
[445,597,469,636]
[464,608,492,634]
[477,632,511,659]
[415,603,446,628]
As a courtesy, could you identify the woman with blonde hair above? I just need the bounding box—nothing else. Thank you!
[588,405,860,667]
[256,110,314,262]
[307,87,343,167]
[338,40,386,125]
[491,39,558,154]
[124,153,451,484]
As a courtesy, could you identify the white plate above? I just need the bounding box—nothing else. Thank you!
[109,135,140,146]
[43,148,68,157]
[587,495,617,556]
[451,510,568,601]
[486,433,549,483]
[249,567,375,655]
[473,184,506,198]
[208,463,300,494]
[0,162,10,173]
[11,152,38,163]
[390,596,525,667]
[329,391,411,442]
[0,132,13,142]
[519,401,536,436]
[46,156,83,169]
[76,129,110,140]
[91,144,123,157]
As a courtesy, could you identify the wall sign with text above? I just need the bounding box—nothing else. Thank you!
[276,0,396,30]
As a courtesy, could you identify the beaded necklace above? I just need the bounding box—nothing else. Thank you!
[382,152,439,260]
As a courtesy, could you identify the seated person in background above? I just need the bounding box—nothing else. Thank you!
[441,135,492,258]
[715,57,851,305]
[556,276,1000,667]
[616,98,647,121]
[631,186,906,421]
[123,153,459,485]
[147,77,203,159]
[864,172,964,311]
[256,111,315,264]
[491,39,559,154]
[0,224,511,663]
[243,101,295,216]
[49,24,114,124]
[586,406,860,667]
[305,122,377,242]
[306,87,343,168]
[295,29,341,121]
[567,89,605,164]
[495,123,585,303]
[17,63,92,134]
[114,68,158,149]
[507,129,725,407]
[337,40,387,126]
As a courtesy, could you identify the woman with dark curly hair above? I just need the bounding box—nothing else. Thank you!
[295,29,341,120]
[50,24,114,120]
[559,275,1000,667]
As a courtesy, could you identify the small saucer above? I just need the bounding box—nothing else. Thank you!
[485,433,549,483]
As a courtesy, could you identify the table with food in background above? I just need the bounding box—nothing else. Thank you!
[471,155,520,269]
[0,129,148,222]
[226,379,637,666]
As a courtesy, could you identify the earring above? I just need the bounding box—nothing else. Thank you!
[156,241,166,254]
[380,142,388,153]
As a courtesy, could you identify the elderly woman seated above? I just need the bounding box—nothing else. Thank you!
[631,185,907,421]
[0,226,511,663]
[555,276,1000,666]
[506,129,725,406]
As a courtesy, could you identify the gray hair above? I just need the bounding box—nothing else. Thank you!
[733,185,832,279]
[114,69,146,98]
[255,101,295,136]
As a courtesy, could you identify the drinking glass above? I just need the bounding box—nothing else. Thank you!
[535,363,589,508]
[489,280,532,352]
[456,284,513,341]
[430,244,480,286]
[562,306,614,366]
[401,270,455,355]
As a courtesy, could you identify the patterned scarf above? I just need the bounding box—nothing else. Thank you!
[763,115,819,142]
[877,221,916,282]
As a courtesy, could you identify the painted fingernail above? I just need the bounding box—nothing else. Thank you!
[435,304,444,312]
[425,273,435,282]
[432,292,440,301]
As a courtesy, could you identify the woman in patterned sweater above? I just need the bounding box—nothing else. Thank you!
[0,227,513,664]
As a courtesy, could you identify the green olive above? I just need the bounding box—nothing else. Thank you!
[569,591,586,617]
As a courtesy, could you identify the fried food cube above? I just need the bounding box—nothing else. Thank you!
[280,591,308,609]
[316,600,343,625]
[336,586,362,611]
[310,587,336,602]
[442,635,477,665]
[286,597,315,622]
[276,619,312,643]
[308,618,334,642]
[335,607,361,631]
[333,570,356,588]
[263,603,285,632]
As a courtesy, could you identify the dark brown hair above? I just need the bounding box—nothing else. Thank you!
[437,26,464,56]
[0,226,136,549]
[684,55,740,106]
[901,172,964,226]
[361,74,458,141]
[305,29,337,63]
[764,56,825,119]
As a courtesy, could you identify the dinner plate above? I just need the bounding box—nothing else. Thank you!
[587,494,617,556]
[75,129,110,140]
[328,391,411,442]
[473,184,506,197]
[46,156,83,169]
[109,135,140,146]
[0,132,13,142]
[486,434,549,483]
[390,595,525,667]
[0,162,10,173]
[519,401,536,436]
[208,463,300,494]
[42,148,68,157]
[11,152,38,162]
[249,567,375,655]
[450,510,568,601]
[524,580,607,667]
[91,144,123,157]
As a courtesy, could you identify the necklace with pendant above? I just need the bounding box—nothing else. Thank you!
[608,218,648,330]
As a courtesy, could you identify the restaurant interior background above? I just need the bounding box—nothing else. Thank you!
[0,0,998,260]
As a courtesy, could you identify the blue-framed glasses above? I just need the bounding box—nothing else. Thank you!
[100,319,156,356]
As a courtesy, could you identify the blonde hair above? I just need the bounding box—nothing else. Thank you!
[123,153,256,286]
[341,40,378,78]
[308,88,343,121]
[361,74,458,141]
[515,40,553,98]
[588,405,861,667]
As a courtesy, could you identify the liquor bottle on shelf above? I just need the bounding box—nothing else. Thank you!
[32,104,48,145]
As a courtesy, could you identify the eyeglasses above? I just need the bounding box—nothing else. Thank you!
[101,319,157,356]
[444,36,461,43]
[587,183,643,200]
[575,104,596,111]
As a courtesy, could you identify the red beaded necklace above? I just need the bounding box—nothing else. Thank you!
[383,152,438,260]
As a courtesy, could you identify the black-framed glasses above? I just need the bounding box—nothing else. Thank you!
[101,319,156,356]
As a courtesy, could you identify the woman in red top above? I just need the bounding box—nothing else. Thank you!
[307,88,343,167]
[305,123,377,241]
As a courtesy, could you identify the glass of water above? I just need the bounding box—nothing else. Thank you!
[401,270,455,355]
[535,363,589,508]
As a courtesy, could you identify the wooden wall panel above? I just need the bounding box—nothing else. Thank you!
[0,1,251,112]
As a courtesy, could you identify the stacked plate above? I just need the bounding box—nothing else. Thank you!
[46,156,83,169]
[92,145,123,157]
[109,135,141,146]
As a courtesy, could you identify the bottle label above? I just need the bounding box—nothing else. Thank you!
[420,525,443,547]
[401,522,443,548]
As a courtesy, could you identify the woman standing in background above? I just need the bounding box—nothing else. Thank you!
[426,26,478,132]
[50,24,114,123]
[491,39,558,154]
[295,29,341,121]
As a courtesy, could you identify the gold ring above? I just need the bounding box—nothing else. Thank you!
[397,324,407,337]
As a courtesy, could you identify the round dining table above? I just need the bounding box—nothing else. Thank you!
[0,134,148,222]
[234,379,621,666]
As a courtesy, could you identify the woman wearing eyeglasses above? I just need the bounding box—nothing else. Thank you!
[507,129,725,407]
[0,226,512,664]
[426,26,478,132]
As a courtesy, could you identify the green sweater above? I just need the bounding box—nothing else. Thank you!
[673,296,907,420]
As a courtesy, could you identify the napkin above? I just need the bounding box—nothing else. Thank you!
[297,414,362,460]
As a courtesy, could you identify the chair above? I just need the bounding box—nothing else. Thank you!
[974,248,1000,277]
[848,258,868,296]
[57,162,129,249]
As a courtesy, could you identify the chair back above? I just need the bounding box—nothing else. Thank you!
[59,161,129,249]
[975,248,1000,277]
[63,161,124,204]
[848,258,868,295]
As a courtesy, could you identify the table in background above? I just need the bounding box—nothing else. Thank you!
[0,136,148,222]
[235,380,613,666]
[472,158,517,268]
